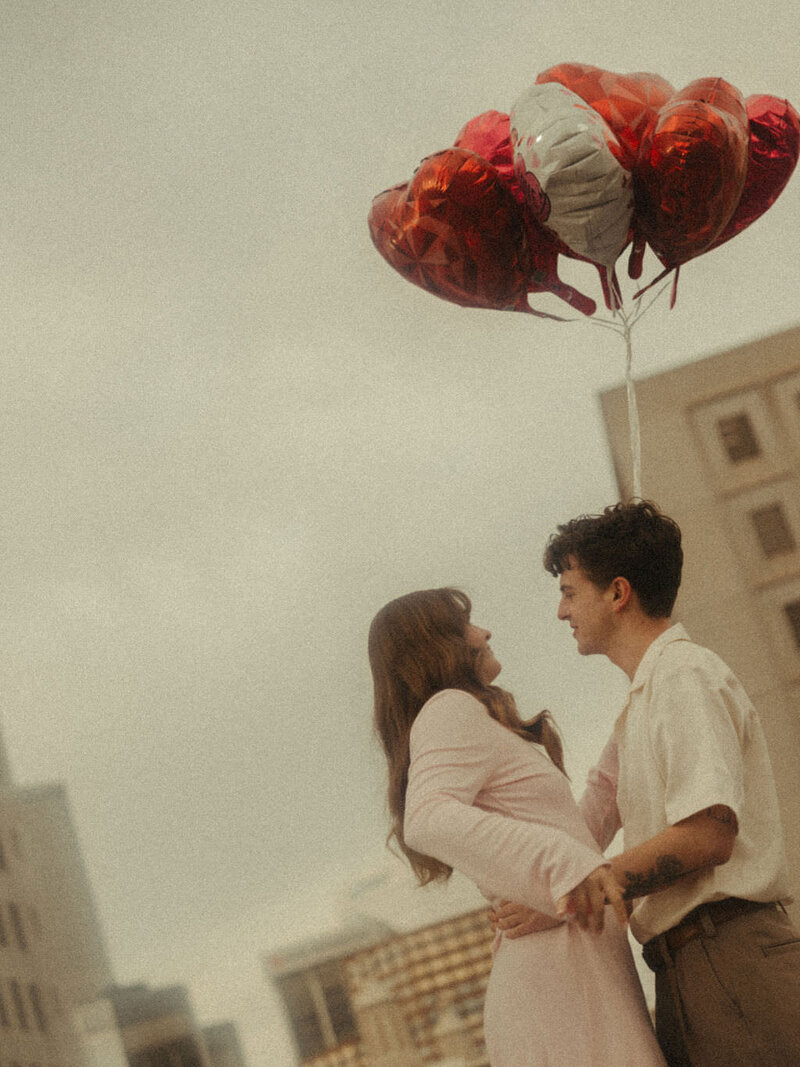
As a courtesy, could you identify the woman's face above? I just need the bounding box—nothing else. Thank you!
[464,622,502,685]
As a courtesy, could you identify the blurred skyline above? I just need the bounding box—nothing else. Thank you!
[2,1,799,1061]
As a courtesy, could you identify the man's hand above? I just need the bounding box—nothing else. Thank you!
[556,865,628,933]
[489,900,562,938]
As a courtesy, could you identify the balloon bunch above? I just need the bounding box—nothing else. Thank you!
[368,63,799,318]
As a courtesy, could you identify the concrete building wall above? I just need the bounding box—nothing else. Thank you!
[601,324,800,912]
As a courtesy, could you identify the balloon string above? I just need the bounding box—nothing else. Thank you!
[593,280,672,502]
[622,313,643,501]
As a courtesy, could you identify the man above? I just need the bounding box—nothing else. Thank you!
[499,500,800,1066]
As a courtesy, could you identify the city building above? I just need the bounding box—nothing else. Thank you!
[0,739,247,1067]
[266,908,494,1066]
[74,998,129,1067]
[0,781,87,1067]
[600,322,800,910]
[104,983,215,1067]
[345,907,492,1066]
[74,984,248,1067]
[0,693,113,1065]
[202,1021,249,1067]
[267,920,392,1065]
[16,781,115,1006]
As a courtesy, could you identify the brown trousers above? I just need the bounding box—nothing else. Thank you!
[645,905,800,1066]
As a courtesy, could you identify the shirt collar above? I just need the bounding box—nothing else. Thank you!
[628,622,690,694]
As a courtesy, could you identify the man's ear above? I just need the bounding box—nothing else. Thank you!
[610,577,633,612]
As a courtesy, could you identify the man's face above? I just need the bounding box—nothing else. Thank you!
[556,558,616,657]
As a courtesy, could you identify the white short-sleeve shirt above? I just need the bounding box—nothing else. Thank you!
[611,624,792,943]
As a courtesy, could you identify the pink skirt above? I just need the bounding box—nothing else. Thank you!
[483,917,666,1066]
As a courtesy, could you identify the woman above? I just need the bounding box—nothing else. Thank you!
[369,587,665,1066]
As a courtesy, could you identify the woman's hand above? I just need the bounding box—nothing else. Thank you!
[556,865,628,933]
[489,900,562,938]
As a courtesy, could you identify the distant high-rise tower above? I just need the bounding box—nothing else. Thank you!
[601,323,800,910]
[0,780,87,1065]
[16,781,115,1004]
[0,709,116,1066]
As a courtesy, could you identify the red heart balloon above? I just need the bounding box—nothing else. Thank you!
[709,94,800,250]
[536,62,674,168]
[368,148,534,313]
[454,111,597,314]
[454,110,523,203]
[634,77,749,267]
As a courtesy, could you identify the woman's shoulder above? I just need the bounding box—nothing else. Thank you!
[421,688,486,715]
[411,689,488,736]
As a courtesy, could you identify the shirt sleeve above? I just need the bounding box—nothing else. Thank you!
[404,690,606,914]
[650,663,746,826]
[579,733,622,851]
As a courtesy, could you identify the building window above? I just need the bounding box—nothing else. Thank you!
[276,973,326,1060]
[28,984,47,1032]
[717,413,761,462]
[7,904,26,951]
[276,964,359,1061]
[0,985,10,1027]
[751,504,797,558]
[784,600,800,648]
[322,971,358,1047]
[9,980,29,1029]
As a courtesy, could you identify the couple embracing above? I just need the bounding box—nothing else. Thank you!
[369,501,800,1066]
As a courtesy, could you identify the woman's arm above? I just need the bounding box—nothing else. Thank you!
[405,691,618,918]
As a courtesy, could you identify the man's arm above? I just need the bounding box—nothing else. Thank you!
[562,804,737,928]
[578,734,622,851]
[609,804,737,900]
[493,806,737,934]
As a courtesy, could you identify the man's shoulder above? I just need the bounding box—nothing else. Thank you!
[655,633,730,676]
[649,636,753,721]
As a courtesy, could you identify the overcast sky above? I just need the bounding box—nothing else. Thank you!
[2,1,799,1063]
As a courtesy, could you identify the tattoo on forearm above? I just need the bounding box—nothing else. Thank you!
[621,855,688,899]
[703,805,736,825]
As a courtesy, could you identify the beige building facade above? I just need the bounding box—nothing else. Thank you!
[601,323,800,910]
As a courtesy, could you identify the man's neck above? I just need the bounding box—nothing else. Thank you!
[607,617,673,680]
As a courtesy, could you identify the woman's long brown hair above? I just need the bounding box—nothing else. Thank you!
[368,588,565,885]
